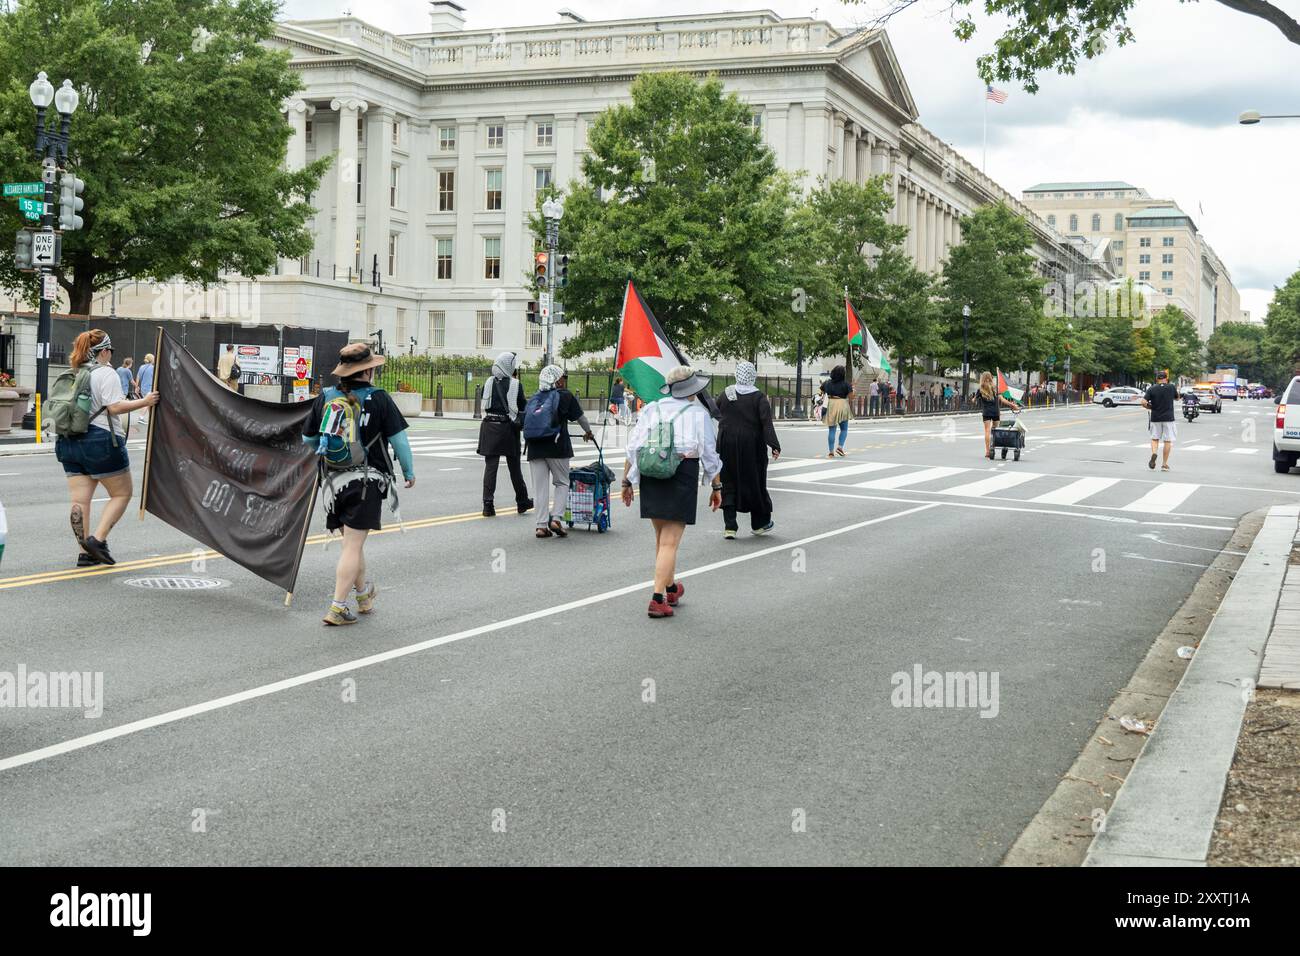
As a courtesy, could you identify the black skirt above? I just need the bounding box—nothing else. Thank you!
[326,478,386,532]
[477,416,521,457]
[639,457,701,525]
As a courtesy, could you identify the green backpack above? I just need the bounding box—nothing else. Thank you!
[46,363,113,443]
[637,405,688,480]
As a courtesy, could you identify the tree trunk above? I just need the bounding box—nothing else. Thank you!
[66,259,97,316]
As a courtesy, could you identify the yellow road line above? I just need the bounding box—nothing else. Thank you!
[0,509,489,591]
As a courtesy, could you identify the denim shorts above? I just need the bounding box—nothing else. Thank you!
[56,427,130,479]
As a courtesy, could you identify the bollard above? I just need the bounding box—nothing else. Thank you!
[434,383,444,417]
[473,384,484,419]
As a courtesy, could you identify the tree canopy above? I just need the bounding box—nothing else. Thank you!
[1263,264,1300,382]
[0,0,328,313]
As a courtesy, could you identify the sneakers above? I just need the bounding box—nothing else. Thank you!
[355,581,376,614]
[76,553,97,568]
[666,582,685,606]
[483,503,497,517]
[752,521,775,536]
[322,602,358,626]
[723,529,737,540]
[647,596,674,618]
[1148,453,1158,470]
[81,536,114,565]
[518,498,534,514]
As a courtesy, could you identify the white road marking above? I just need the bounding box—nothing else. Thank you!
[1229,448,1259,455]
[780,461,902,483]
[1091,440,1127,447]
[939,472,1043,497]
[766,457,845,472]
[1183,445,1214,452]
[854,466,967,489]
[0,502,939,774]
[1043,437,1088,444]
[1121,552,1211,570]
[1030,477,1119,506]
[1121,483,1199,514]
[438,468,462,472]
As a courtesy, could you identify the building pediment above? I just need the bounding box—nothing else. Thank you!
[831,30,918,123]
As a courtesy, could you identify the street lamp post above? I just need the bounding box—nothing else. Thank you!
[1064,321,1073,405]
[541,196,565,368]
[22,72,78,432]
[1239,110,1300,125]
[792,337,805,418]
[961,304,971,406]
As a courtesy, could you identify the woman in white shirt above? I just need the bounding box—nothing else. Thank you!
[621,366,722,619]
[55,329,160,566]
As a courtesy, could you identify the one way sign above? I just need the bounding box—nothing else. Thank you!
[31,231,58,267]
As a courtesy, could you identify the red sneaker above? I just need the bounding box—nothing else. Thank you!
[666,582,685,606]
[648,596,674,618]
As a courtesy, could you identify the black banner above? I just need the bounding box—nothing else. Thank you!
[143,329,318,593]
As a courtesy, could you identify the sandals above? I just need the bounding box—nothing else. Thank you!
[535,527,552,539]
[835,447,846,457]
[548,519,568,538]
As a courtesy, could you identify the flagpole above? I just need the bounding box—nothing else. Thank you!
[982,90,988,173]
[138,326,164,521]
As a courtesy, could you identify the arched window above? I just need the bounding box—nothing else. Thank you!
[1114,213,1124,231]
[1047,214,1056,227]
[1069,214,1078,231]
[1091,213,1101,231]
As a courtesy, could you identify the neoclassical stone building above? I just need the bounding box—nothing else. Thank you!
[87,5,1107,369]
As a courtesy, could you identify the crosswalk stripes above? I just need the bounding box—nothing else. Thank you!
[780,461,901,484]
[854,466,967,490]
[1120,483,1198,514]
[940,471,1043,497]
[1029,477,1119,506]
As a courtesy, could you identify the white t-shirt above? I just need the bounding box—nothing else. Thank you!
[88,365,127,437]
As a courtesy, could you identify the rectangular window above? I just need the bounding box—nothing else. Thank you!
[1139,237,1151,247]
[305,120,313,145]
[387,234,397,277]
[486,123,504,149]
[355,229,362,275]
[366,303,376,333]
[429,310,446,349]
[534,166,552,195]
[747,112,763,133]
[439,126,456,151]
[392,120,400,145]
[1113,240,1123,248]
[477,310,494,349]
[436,238,453,280]
[1162,270,1173,281]
[536,121,553,147]
[1113,257,1123,268]
[356,172,363,205]
[485,168,503,210]
[484,237,501,279]
[527,319,543,349]
[438,170,455,212]
[357,115,364,143]
[1139,254,1150,264]
[1163,287,1173,295]
[1139,271,1151,281]
[1162,253,1173,264]
[1162,236,1174,247]
[390,165,399,207]
[396,308,407,344]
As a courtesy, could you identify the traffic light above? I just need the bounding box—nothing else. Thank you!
[58,172,84,231]
[534,252,549,288]
[14,230,34,271]
[526,300,540,324]
[556,253,569,288]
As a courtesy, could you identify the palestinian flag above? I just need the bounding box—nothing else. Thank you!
[996,369,1024,402]
[846,297,891,373]
[615,279,687,401]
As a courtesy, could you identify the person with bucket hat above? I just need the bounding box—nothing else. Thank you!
[477,351,533,517]
[523,364,593,539]
[621,366,722,618]
[303,342,415,626]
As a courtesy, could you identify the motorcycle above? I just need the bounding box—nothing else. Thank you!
[1182,395,1199,422]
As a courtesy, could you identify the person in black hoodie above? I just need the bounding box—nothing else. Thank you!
[477,351,533,517]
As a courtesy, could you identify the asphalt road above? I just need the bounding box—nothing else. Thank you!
[0,398,1294,865]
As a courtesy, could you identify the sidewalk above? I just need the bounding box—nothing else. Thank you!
[1085,503,1300,866]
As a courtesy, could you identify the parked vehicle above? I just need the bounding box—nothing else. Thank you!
[1093,386,1144,408]
[1191,386,1222,413]
[1272,377,1300,474]
[1216,381,1239,400]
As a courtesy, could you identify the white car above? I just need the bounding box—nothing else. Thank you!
[1273,377,1300,474]
[1093,386,1144,408]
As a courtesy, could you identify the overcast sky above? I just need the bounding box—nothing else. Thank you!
[281,0,1300,321]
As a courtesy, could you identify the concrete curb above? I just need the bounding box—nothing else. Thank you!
[1084,503,1300,866]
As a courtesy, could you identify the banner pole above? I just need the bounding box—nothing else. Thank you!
[138,326,164,521]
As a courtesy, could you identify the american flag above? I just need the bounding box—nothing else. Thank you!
[986,85,1008,104]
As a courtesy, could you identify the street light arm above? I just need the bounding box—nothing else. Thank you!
[1215,0,1300,46]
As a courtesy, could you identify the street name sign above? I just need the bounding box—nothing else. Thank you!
[3,183,43,197]
[17,197,43,218]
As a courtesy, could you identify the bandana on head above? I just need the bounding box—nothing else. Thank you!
[492,352,517,380]
[90,334,113,355]
[538,364,564,391]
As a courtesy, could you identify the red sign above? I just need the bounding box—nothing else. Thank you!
[295,357,308,378]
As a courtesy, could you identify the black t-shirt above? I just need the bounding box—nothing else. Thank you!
[305,387,408,474]
[978,393,1000,419]
[821,379,851,399]
[1145,383,1178,423]
[525,389,585,459]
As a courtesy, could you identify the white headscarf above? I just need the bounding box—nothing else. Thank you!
[491,351,517,380]
[538,364,564,391]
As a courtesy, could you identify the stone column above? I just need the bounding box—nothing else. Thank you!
[803,105,829,186]
[330,97,368,280]
[856,135,869,185]
[282,98,315,275]
[555,113,578,187]
[454,119,477,285]
[841,120,856,182]
[503,114,527,297]
[365,105,395,283]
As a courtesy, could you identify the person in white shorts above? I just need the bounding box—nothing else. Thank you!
[1142,369,1179,472]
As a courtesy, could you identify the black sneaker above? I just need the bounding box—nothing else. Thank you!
[482,504,496,517]
[517,498,534,514]
[76,553,97,568]
[82,536,114,565]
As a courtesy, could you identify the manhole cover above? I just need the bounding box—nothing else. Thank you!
[124,576,228,591]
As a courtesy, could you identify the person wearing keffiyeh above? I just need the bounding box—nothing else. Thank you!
[476,351,533,517]
[717,361,781,538]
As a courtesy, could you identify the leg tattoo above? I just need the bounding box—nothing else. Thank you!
[70,504,86,545]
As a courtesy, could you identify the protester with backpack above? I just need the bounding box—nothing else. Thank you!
[524,365,593,539]
[477,351,532,518]
[304,342,415,627]
[621,366,722,619]
[50,330,159,566]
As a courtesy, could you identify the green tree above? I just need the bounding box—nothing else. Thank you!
[1264,266,1300,381]
[939,202,1044,391]
[859,1,1300,92]
[1150,305,1202,379]
[1207,318,1281,383]
[535,72,804,362]
[0,0,328,314]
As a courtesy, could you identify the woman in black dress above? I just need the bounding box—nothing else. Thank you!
[716,361,781,539]
[976,371,1022,460]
